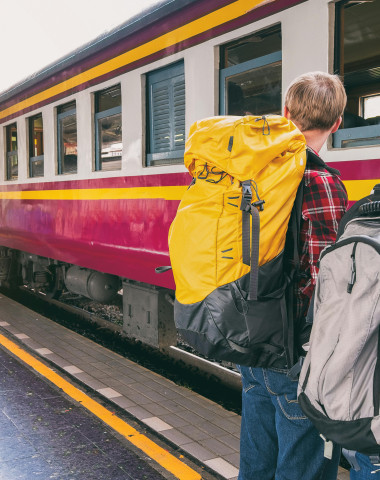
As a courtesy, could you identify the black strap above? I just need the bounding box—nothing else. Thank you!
[291,180,304,272]
[282,179,305,367]
[227,338,283,355]
[240,181,253,266]
[287,356,305,380]
[240,180,261,301]
[249,205,260,301]
[369,455,380,466]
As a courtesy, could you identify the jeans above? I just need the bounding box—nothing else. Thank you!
[238,366,340,480]
[348,452,380,479]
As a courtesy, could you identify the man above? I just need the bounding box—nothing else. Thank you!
[238,72,348,480]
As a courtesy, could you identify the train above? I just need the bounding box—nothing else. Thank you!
[0,0,379,351]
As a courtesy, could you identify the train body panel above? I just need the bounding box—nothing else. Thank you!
[0,173,190,289]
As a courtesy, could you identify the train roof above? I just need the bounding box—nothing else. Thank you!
[0,0,198,103]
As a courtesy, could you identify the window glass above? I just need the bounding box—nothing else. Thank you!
[95,85,122,171]
[96,85,121,112]
[29,114,44,177]
[57,101,77,174]
[363,95,380,120]
[146,61,185,166]
[220,25,282,116]
[334,0,380,147]
[221,25,281,68]
[5,123,18,180]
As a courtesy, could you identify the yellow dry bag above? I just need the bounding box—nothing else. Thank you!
[169,115,306,367]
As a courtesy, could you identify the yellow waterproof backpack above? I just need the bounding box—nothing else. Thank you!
[169,115,306,368]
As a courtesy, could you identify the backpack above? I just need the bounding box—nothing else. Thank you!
[168,115,306,368]
[298,184,380,455]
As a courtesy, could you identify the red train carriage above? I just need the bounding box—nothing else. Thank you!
[0,0,379,348]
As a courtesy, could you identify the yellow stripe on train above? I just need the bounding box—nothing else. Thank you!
[0,186,188,201]
[0,179,378,202]
[343,179,380,201]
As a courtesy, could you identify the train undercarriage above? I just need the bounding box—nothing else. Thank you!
[0,246,177,352]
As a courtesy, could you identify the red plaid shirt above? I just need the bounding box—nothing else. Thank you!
[295,150,348,331]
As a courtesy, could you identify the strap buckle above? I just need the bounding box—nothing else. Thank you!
[240,181,252,212]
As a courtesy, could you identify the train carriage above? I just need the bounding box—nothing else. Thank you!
[0,0,379,349]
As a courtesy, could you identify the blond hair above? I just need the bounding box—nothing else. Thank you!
[284,72,347,132]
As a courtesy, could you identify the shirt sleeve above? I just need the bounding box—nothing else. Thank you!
[300,172,348,301]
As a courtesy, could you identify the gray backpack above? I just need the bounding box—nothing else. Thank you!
[298,185,380,456]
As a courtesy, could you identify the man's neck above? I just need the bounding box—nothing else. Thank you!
[301,129,331,154]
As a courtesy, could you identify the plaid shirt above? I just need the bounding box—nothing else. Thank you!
[295,150,348,337]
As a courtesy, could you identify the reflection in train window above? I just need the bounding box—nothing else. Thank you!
[57,101,77,174]
[94,85,122,171]
[334,0,380,148]
[220,25,282,116]
[5,123,18,180]
[146,61,185,166]
[29,113,44,178]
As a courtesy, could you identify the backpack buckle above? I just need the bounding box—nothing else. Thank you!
[240,181,252,212]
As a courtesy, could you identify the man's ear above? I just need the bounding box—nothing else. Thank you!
[331,116,342,134]
[284,105,290,119]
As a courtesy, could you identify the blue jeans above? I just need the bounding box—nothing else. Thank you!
[238,367,340,480]
[348,452,380,479]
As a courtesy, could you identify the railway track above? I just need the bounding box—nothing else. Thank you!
[1,286,242,414]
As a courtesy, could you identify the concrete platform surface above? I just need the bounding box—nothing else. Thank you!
[0,294,349,480]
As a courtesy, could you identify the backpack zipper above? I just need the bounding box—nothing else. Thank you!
[347,242,358,294]
[374,326,380,416]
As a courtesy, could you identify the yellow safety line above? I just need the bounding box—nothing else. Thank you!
[0,185,188,201]
[0,0,270,120]
[0,333,202,480]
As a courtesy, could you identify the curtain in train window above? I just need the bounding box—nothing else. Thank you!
[29,114,44,178]
[5,123,18,180]
[220,25,282,116]
[57,101,77,174]
[94,85,122,171]
[333,0,380,148]
[146,61,185,166]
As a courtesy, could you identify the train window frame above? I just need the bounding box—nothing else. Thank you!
[28,113,44,178]
[219,25,282,116]
[94,85,122,172]
[5,123,18,181]
[146,61,186,167]
[333,0,380,149]
[57,101,77,175]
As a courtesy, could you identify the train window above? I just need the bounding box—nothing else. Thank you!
[94,85,122,171]
[28,113,44,177]
[220,25,282,116]
[333,0,380,148]
[146,61,185,166]
[57,101,77,174]
[5,123,18,180]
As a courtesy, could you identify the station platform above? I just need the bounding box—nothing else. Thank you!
[0,341,171,479]
[0,294,349,480]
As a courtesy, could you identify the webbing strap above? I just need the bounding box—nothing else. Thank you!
[240,180,260,300]
[242,210,251,266]
[342,450,361,471]
[240,181,252,266]
[227,338,283,355]
[248,205,260,301]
